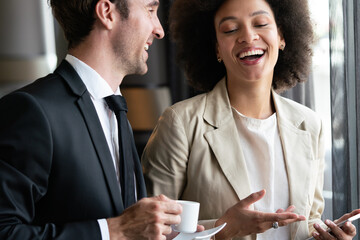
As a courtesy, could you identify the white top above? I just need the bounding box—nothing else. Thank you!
[66,54,118,240]
[232,107,290,240]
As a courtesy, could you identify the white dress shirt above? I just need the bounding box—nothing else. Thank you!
[66,54,119,240]
[232,108,290,240]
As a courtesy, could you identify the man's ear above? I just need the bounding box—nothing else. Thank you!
[95,0,117,30]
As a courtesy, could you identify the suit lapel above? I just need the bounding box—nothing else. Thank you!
[77,97,124,214]
[55,60,124,214]
[203,79,252,201]
[273,91,313,238]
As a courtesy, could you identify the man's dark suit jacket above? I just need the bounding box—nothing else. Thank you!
[0,60,147,239]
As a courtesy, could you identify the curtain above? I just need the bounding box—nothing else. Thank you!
[329,0,359,236]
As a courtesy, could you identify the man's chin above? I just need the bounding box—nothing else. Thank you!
[127,65,148,77]
[137,65,148,76]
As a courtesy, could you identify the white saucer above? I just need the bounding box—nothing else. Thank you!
[173,223,227,240]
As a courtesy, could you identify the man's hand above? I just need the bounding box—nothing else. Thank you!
[214,189,306,240]
[107,194,182,240]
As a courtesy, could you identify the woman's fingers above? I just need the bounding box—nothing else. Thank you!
[312,219,357,240]
[238,190,266,209]
[313,223,336,239]
[285,205,296,212]
[276,208,284,213]
[334,209,360,224]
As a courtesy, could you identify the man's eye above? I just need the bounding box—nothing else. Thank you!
[256,24,268,27]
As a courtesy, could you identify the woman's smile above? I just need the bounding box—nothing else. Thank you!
[237,48,265,65]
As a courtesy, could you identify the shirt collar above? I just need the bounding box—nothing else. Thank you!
[65,54,121,99]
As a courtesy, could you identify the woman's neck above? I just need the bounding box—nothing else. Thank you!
[227,77,275,119]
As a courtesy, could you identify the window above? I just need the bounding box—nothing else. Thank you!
[309,0,333,221]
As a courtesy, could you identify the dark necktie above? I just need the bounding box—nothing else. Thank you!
[104,95,137,209]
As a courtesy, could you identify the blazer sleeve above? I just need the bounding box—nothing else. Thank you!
[142,107,189,200]
[0,92,101,240]
[142,107,222,229]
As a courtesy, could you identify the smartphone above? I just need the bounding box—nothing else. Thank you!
[305,213,360,240]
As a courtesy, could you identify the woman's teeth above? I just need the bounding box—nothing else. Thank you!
[239,49,264,59]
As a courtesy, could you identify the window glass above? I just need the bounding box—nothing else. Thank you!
[309,0,332,220]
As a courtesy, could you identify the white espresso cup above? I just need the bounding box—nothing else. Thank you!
[173,200,200,233]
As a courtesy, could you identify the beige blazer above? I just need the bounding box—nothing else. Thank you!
[142,78,325,240]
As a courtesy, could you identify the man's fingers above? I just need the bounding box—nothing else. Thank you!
[137,196,182,226]
[161,224,174,236]
[151,195,182,215]
[166,229,179,240]
[162,212,181,226]
[163,201,182,215]
[154,194,176,204]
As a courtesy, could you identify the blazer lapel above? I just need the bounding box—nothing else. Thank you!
[273,91,313,238]
[202,84,314,237]
[55,60,124,214]
[203,79,252,201]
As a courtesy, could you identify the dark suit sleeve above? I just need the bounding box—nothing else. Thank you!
[0,92,101,240]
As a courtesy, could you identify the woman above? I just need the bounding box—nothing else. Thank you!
[142,0,359,239]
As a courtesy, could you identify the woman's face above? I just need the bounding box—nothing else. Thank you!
[214,0,285,84]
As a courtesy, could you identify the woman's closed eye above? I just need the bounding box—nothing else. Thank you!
[255,23,268,27]
[223,28,238,34]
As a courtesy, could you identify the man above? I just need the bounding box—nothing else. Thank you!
[0,0,184,239]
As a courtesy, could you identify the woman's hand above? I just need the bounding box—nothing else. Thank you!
[214,189,306,240]
[311,209,360,240]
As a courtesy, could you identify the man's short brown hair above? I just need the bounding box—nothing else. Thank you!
[49,0,129,49]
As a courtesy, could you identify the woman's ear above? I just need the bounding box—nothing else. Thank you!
[278,28,286,50]
[216,42,222,62]
[95,0,117,30]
